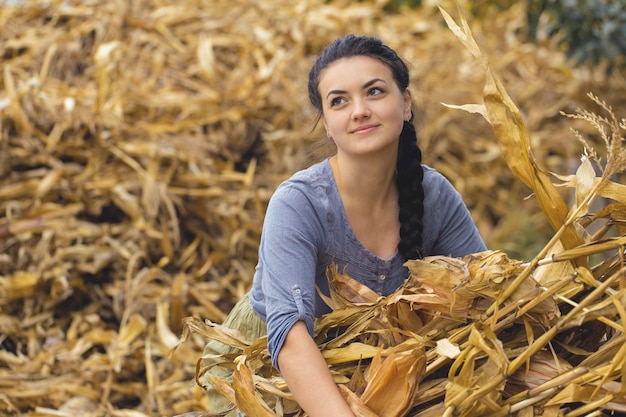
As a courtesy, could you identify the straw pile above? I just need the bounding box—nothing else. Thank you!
[0,0,624,416]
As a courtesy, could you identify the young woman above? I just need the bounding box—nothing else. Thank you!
[201,35,486,417]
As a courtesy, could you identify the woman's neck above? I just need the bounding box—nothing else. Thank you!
[329,154,400,259]
[329,154,397,212]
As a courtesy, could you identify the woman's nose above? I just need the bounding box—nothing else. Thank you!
[351,99,371,120]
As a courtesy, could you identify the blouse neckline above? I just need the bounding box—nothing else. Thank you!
[322,158,401,264]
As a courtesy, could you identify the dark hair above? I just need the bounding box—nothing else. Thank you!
[307,35,424,260]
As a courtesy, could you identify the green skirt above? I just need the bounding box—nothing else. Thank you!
[199,293,268,415]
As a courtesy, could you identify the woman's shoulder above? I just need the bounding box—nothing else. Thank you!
[273,159,334,197]
[421,164,454,189]
[421,164,464,205]
[422,164,446,181]
[289,158,332,182]
[262,159,336,242]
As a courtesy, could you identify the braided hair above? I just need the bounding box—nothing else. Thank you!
[307,35,425,260]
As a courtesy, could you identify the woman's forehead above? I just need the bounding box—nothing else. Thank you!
[318,56,394,91]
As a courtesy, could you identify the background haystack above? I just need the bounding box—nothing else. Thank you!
[0,0,624,416]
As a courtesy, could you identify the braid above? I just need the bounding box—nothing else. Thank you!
[396,121,424,260]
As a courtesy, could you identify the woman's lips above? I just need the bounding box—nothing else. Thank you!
[351,124,378,134]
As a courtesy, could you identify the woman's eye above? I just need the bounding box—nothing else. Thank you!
[330,97,345,107]
[368,87,384,96]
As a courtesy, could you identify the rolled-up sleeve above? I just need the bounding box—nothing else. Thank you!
[252,183,324,369]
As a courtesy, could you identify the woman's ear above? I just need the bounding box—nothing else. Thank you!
[323,118,331,139]
[403,89,412,121]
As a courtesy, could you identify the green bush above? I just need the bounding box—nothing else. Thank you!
[378,0,626,71]
[528,0,625,70]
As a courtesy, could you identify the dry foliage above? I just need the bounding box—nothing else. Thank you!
[0,0,625,416]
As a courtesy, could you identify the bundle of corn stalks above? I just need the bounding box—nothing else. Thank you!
[178,9,626,417]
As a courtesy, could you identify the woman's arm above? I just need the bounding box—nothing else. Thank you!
[277,321,355,417]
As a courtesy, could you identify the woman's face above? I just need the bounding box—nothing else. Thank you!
[318,55,411,159]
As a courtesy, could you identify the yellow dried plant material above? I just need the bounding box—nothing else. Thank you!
[544,383,609,408]
[590,203,626,237]
[403,256,476,317]
[436,338,460,359]
[3,64,33,135]
[322,342,381,365]
[532,250,580,299]
[439,6,585,257]
[206,375,237,407]
[0,271,39,300]
[505,350,573,395]
[360,338,426,417]
[232,363,277,417]
[385,297,427,333]
[178,317,251,353]
[314,304,378,346]
[111,410,154,417]
[404,251,560,321]
[465,252,560,319]
[169,272,189,334]
[156,302,180,350]
[444,326,509,416]
[112,313,148,373]
[557,237,626,268]
[574,155,597,209]
[325,263,381,307]
[338,384,380,417]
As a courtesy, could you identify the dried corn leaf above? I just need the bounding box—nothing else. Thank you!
[360,338,426,417]
[405,251,560,323]
[321,263,381,310]
[439,6,585,256]
[338,385,380,417]
[322,342,381,365]
[231,363,276,417]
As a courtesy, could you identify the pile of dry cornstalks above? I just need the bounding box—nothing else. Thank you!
[1,0,625,416]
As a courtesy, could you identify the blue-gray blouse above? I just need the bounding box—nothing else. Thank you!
[249,159,486,369]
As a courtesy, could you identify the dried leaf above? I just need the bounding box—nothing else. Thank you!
[232,363,277,417]
[361,338,426,417]
[575,155,597,209]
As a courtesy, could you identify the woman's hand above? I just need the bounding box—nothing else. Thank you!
[277,321,355,417]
